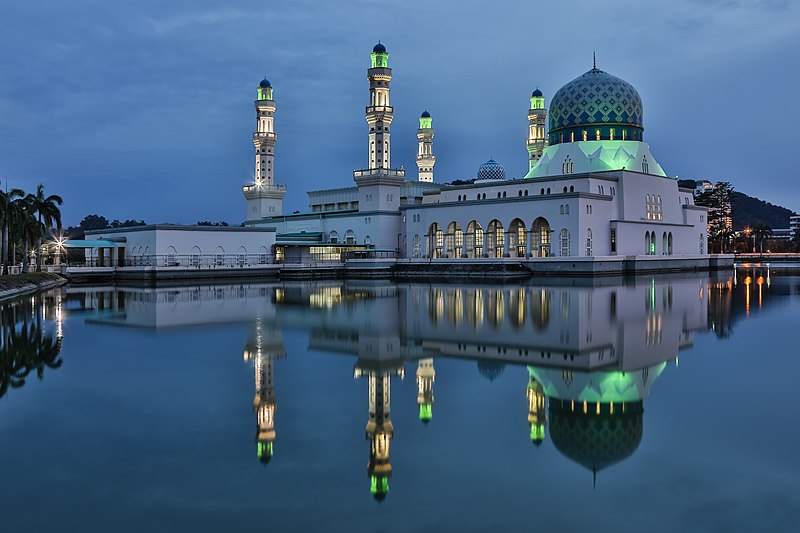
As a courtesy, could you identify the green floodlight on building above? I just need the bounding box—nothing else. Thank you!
[257,78,273,101]
[419,110,432,129]
[371,42,389,68]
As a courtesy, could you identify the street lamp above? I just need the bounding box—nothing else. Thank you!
[744,227,755,253]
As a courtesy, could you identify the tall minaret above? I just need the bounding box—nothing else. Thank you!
[243,78,286,220]
[416,358,435,423]
[366,42,393,170]
[416,111,435,182]
[354,364,405,502]
[527,88,548,170]
[354,43,404,213]
[527,369,547,446]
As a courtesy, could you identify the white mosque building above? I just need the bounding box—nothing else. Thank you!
[244,43,711,265]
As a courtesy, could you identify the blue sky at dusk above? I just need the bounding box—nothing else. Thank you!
[1,0,798,225]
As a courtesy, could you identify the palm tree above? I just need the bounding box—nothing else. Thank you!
[1,188,25,275]
[16,199,43,273]
[752,225,773,254]
[29,184,63,271]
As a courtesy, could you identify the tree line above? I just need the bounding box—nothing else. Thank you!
[0,184,62,275]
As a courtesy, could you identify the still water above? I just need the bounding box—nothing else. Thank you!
[1,268,798,532]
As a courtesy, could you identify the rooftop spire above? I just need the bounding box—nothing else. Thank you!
[593,51,596,69]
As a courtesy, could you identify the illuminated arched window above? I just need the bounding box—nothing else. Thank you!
[582,130,588,141]
[585,229,593,257]
[560,229,570,257]
[595,129,601,140]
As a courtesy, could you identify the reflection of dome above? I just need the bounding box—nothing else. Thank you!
[476,159,506,181]
[420,110,431,118]
[373,42,387,53]
[531,88,543,97]
[548,67,644,145]
[477,359,506,382]
[549,399,643,475]
[259,78,271,88]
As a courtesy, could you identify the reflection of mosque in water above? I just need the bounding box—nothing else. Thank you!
[65,270,772,497]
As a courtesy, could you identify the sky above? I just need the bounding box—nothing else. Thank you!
[1,0,798,226]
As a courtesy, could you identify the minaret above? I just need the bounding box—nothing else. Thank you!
[354,43,404,213]
[527,370,547,446]
[354,364,405,502]
[416,358,435,423]
[527,88,548,170]
[367,42,393,170]
[243,78,286,220]
[416,111,435,182]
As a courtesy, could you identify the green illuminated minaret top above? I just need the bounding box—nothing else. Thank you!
[419,109,432,129]
[257,78,273,101]
[530,88,545,110]
[370,41,389,68]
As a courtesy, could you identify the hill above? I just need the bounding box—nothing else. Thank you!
[677,179,795,230]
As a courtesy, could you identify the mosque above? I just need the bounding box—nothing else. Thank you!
[244,43,711,264]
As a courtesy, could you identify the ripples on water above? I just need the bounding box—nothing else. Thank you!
[1,267,798,532]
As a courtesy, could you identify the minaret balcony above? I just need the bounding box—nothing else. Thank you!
[253,132,277,140]
[243,183,287,199]
[366,105,393,114]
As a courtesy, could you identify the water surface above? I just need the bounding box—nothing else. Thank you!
[1,268,798,532]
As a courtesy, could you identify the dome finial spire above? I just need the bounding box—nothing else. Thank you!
[593,51,596,69]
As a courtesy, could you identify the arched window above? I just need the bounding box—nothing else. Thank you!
[595,129,601,140]
[466,220,484,258]
[563,186,568,193]
[540,188,545,195]
[565,205,570,214]
[560,205,564,215]
[547,188,551,194]
[345,229,356,245]
[585,229,593,257]
[645,232,652,255]
[329,230,339,244]
[582,130,588,141]
[668,232,673,255]
[487,220,504,258]
[570,185,574,193]
[412,234,421,258]
[642,155,649,174]
[662,232,667,255]
[560,229,570,257]
[365,235,372,246]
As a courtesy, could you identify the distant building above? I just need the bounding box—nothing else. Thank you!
[791,215,800,238]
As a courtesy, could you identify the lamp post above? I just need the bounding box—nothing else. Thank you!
[744,227,754,253]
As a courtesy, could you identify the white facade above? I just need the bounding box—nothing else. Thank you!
[85,225,277,267]
[243,44,709,262]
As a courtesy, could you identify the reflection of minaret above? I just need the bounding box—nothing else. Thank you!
[243,317,285,464]
[527,370,546,446]
[416,358,435,424]
[354,363,404,502]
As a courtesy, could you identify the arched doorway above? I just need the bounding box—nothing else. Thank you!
[427,223,443,258]
[446,221,463,258]
[487,219,504,258]
[509,218,527,257]
[466,221,484,258]
[531,217,551,257]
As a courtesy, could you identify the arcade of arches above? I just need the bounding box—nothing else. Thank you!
[419,217,555,259]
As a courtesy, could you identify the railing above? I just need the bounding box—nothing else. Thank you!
[242,183,287,193]
[69,254,277,269]
[352,168,406,179]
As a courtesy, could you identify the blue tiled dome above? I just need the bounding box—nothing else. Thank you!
[548,68,643,145]
[373,42,386,53]
[531,88,543,97]
[476,159,506,181]
[259,78,271,88]
[420,110,431,118]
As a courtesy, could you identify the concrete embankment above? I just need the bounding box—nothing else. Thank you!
[0,273,68,303]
